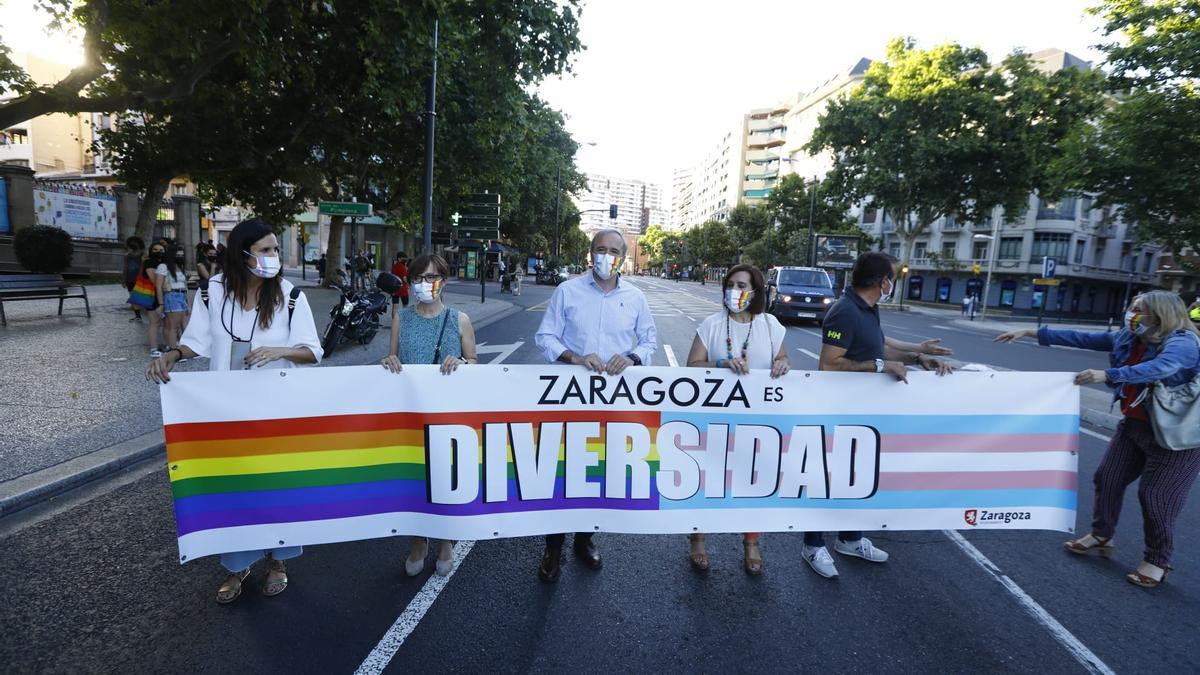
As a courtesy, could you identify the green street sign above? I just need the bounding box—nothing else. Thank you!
[457,215,499,228]
[457,227,499,241]
[467,192,500,205]
[462,204,499,217]
[431,231,452,245]
[318,201,373,217]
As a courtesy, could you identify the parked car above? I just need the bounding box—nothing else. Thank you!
[767,266,836,323]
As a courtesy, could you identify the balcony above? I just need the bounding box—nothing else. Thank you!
[744,169,778,181]
[745,149,778,162]
[0,140,33,166]
[1093,222,1115,237]
[1069,264,1155,283]
[743,188,773,200]
[746,133,786,149]
[747,117,786,134]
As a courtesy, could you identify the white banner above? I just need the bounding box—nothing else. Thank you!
[33,188,119,240]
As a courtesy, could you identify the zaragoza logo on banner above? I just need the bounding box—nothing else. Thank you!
[158,366,1080,562]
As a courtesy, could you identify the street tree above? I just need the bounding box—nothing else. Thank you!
[683,220,738,268]
[765,174,859,264]
[808,38,1103,274]
[724,204,770,253]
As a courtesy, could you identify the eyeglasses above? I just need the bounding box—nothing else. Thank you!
[414,274,444,283]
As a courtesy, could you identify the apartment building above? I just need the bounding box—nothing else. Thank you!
[0,53,95,175]
[575,173,666,239]
[668,167,694,231]
[740,103,789,207]
[673,124,743,227]
[780,58,872,180]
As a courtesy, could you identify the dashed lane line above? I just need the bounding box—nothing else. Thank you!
[354,540,476,675]
[664,344,680,367]
[795,348,820,361]
[942,530,1115,675]
[1080,428,1112,443]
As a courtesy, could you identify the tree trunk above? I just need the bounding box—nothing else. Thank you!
[324,215,346,288]
[135,176,173,244]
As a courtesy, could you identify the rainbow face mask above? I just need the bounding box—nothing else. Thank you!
[1125,310,1150,335]
[725,288,752,312]
[593,253,621,280]
[413,279,442,304]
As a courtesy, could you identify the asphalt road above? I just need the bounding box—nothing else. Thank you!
[2,275,1195,674]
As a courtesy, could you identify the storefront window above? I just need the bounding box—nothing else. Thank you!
[1000,280,1017,307]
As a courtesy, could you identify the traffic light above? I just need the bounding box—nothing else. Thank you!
[609,204,618,219]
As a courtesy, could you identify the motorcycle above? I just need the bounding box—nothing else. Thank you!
[321,273,393,356]
[535,267,566,286]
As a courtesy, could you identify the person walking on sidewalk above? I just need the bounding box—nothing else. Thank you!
[123,237,146,322]
[156,245,190,352]
[142,242,167,357]
[996,290,1200,588]
[685,263,790,576]
[381,253,478,577]
[390,253,409,308]
[533,228,658,582]
[804,251,954,580]
[145,218,323,604]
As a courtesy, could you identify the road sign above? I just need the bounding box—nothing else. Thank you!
[462,204,499,217]
[1033,278,1061,286]
[457,227,499,241]
[457,215,499,228]
[318,201,373,217]
[431,231,452,245]
[1042,256,1057,279]
[467,192,500,205]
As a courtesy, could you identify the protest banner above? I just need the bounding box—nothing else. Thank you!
[160,366,1079,562]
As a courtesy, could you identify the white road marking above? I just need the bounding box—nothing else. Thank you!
[525,300,548,312]
[796,348,820,361]
[943,530,1115,675]
[1080,428,1112,443]
[789,326,822,338]
[474,341,523,364]
[931,324,972,332]
[354,540,476,675]
[664,344,680,367]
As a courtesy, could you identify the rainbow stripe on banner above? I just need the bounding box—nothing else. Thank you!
[160,366,1080,562]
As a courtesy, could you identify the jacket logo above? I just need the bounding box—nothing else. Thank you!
[826,330,842,340]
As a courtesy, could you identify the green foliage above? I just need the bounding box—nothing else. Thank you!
[14,226,74,274]
[638,224,670,264]
[684,220,738,266]
[724,204,769,251]
[1091,0,1200,88]
[764,174,861,263]
[807,38,1103,267]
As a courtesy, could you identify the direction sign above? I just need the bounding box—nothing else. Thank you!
[467,192,500,205]
[457,215,499,228]
[457,227,500,241]
[431,231,452,245]
[1033,278,1061,286]
[1042,256,1057,279]
[318,201,372,217]
[462,204,499,217]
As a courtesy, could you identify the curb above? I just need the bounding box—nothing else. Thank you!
[0,430,166,518]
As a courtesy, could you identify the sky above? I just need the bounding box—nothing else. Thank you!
[538,0,1109,193]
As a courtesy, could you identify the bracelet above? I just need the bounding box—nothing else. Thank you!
[164,348,182,361]
[715,358,726,368]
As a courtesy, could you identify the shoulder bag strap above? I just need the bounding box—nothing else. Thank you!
[287,287,302,326]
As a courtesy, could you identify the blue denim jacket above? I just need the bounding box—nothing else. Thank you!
[1038,326,1200,399]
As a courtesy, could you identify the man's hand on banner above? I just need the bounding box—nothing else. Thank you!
[1074,369,1107,385]
[571,352,606,373]
[605,353,633,375]
[381,355,403,373]
[917,354,955,376]
[883,360,909,383]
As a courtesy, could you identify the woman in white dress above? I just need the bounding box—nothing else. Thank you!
[684,264,791,575]
[146,218,323,604]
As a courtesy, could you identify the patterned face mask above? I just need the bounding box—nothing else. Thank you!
[1125,310,1150,335]
[593,253,621,280]
[724,288,752,312]
[413,279,442,304]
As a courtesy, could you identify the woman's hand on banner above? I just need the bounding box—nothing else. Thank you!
[440,355,467,375]
[1074,369,1107,385]
[770,356,790,379]
[146,352,179,384]
[917,354,955,376]
[381,354,403,373]
[245,347,291,368]
[994,329,1036,343]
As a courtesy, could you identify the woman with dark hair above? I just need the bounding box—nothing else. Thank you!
[142,241,167,357]
[123,236,146,322]
[684,263,790,575]
[156,245,190,351]
[195,242,218,291]
[381,253,478,576]
[998,290,1200,588]
[146,218,323,603]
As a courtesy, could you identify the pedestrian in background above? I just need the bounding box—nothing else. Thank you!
[195,242,217,291]
[123,236,146,322]
[316,253,327,284]
[685,263,790,575]
[142,241,166,357]
[997,291,1200,588]
[381,253,478,577]
[805,252,954,580]
[533,228,658,582]
[390,253,409,307]
[146,217,323,604]
[156,246,191,357]
[961,294,971,316]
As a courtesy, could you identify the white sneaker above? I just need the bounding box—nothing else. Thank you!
[834,537,889,563]
[802,545,839,578]
[149,349,163,358]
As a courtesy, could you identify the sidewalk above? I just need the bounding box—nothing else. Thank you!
[0,278,514,516]
[896,300,1111,334]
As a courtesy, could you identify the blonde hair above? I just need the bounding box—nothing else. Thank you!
[1133,291,1200,343]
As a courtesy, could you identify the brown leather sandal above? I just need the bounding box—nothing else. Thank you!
[1126,562,1171,588]
[687,534,709,571]
[262,556,289,597]
[216,568,251,605]
[1063,533,1114,557]
[743,539,763,576]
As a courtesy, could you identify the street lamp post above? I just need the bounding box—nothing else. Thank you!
[807,175,818,267]
[975,207,1001,321]
[552,141,596,260]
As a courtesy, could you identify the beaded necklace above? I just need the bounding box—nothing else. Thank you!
[726,312,753,361]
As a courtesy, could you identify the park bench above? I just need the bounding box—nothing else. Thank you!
[0,274,91,326]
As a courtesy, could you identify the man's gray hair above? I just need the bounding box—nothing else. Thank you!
[591,228,628,254]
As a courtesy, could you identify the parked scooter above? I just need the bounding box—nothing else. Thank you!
[321,272,393,356]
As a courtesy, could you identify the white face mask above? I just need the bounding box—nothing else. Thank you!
[412,279,442,304]
[1125,310,1150,335]
[246,252,281,279]
[592,253,621,280]
[879,278,895,303]
[725,288,752,312]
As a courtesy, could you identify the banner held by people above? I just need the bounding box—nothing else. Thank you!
[160,366,1080,562]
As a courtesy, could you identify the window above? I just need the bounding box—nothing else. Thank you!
[941,241,957,257]
[1073,239,1085,264]
[1037,197,1077,220]
[972,240,989,260]
[998,237,1023,260]
[862,207,878,225]
[942,215,959,229]
[1030,233,1070,262]
[1094,241,1106,267]
[1143,251,1154,273]
[914,242,927,259]
[887,242,900,258]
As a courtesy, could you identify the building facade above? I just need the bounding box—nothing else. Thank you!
[575,173,666,238]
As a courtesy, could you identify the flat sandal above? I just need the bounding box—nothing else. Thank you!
[687,535,709,572]
[262,557,289,597]
[216,568,251,605]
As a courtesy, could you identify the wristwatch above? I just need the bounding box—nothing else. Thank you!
[626,353,642,366]
[875,358,885,373]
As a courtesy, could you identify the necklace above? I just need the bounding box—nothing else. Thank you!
[726,313,752,361]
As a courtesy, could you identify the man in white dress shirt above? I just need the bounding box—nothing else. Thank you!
[532,228,658,581]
